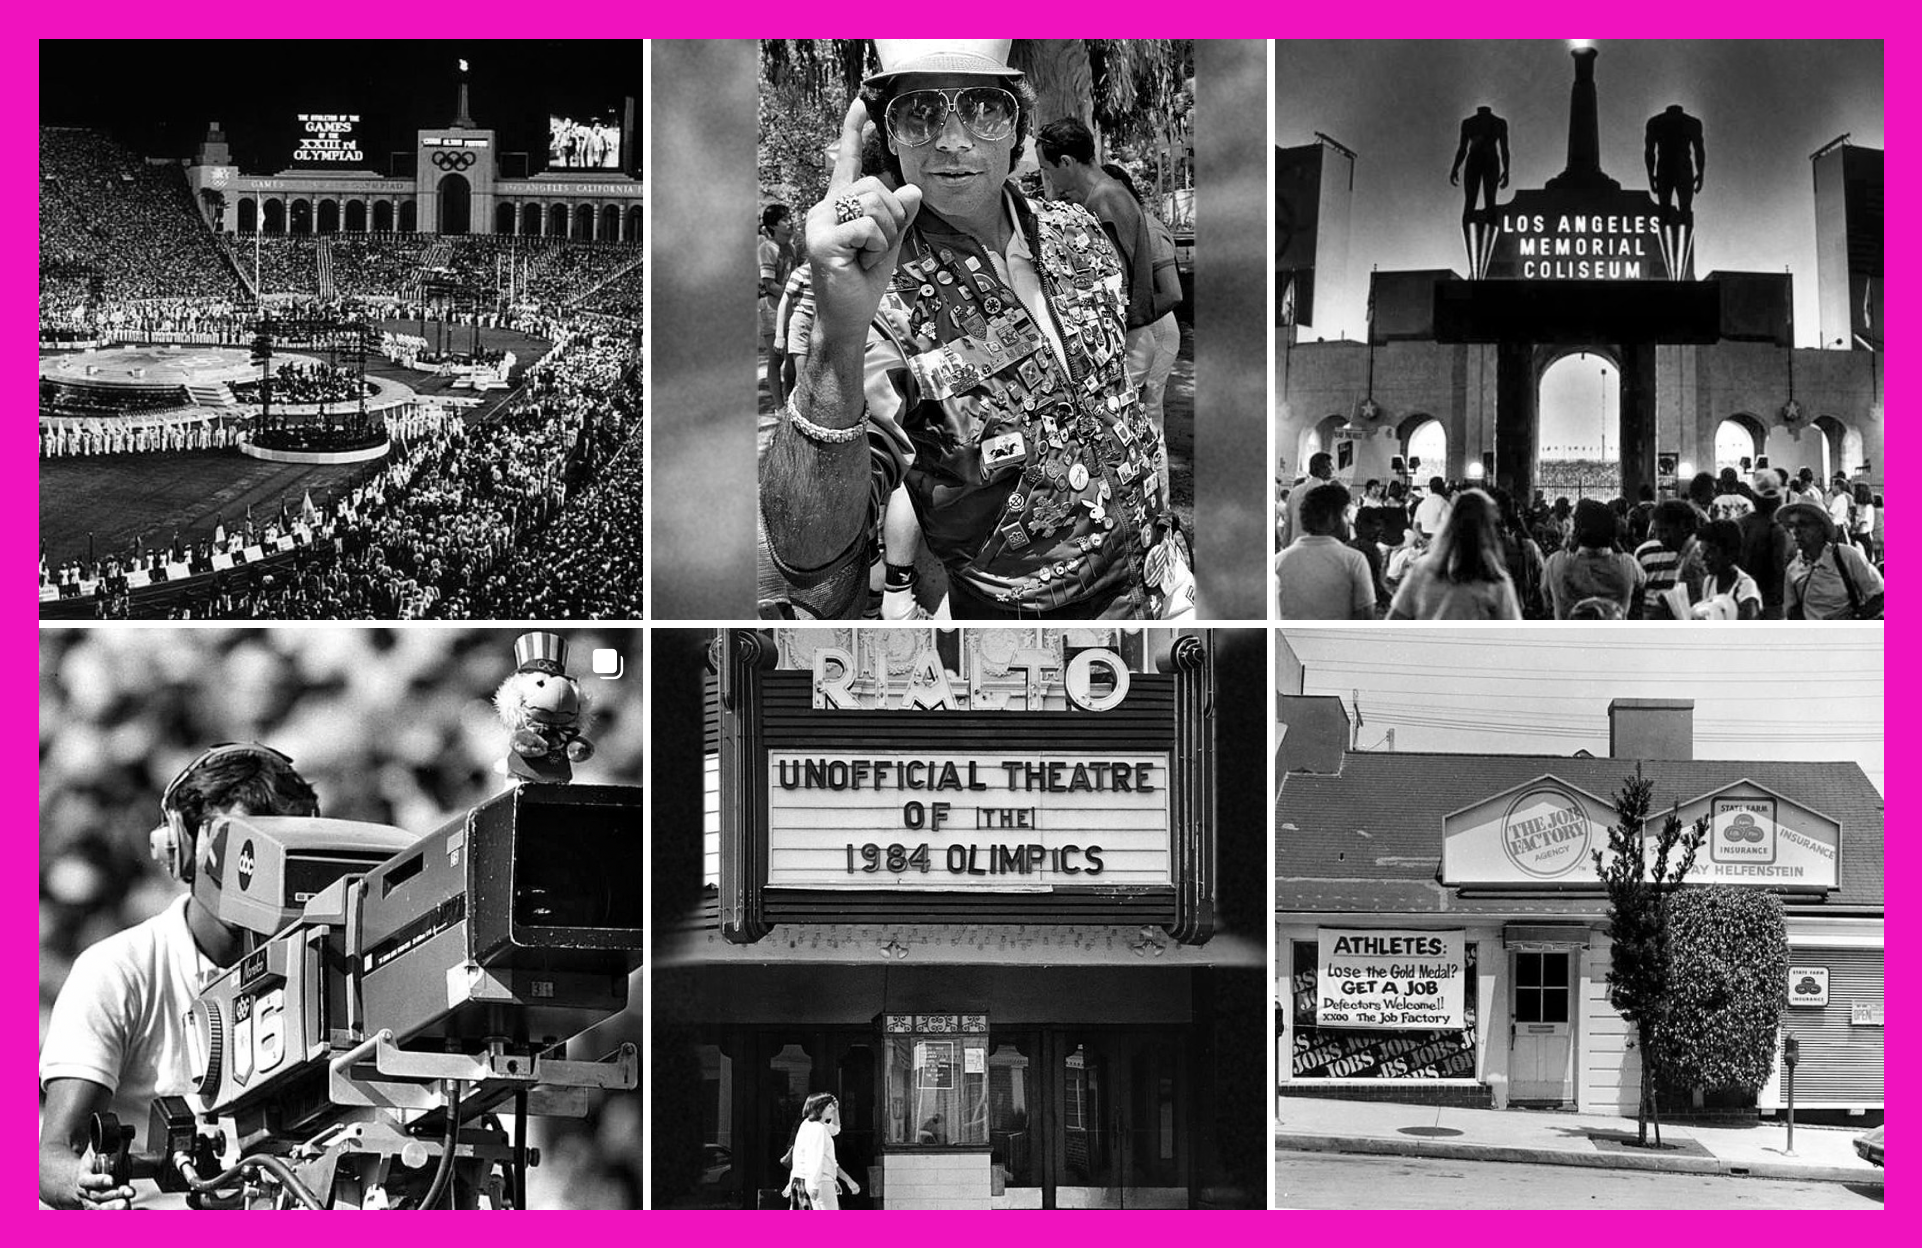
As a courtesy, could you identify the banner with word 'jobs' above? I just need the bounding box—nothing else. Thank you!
[766,751,1170,889]
[1316,929,1468,1030]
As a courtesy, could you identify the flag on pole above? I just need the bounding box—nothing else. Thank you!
[213,516,226,545]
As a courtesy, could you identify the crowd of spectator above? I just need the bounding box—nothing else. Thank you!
[41,136,645,622]
[1278,458,1884,622]
[215,233,640,310]
[39,128,242,314]
[227,233,321,297]
[42,127,645,332]
[326,235,428,300]
[575,261,644,320]
[438,325,643,618]
[50,322,642,620]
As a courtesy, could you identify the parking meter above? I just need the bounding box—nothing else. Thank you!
[1783,1034,1800,1153]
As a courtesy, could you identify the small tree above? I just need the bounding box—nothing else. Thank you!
[1651,888,1791,1101]
[1592,767,1707,1146]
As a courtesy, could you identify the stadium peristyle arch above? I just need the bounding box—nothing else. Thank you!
[186,78,641,246]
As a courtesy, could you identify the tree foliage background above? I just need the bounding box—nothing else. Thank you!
[38,627,645,1207]
[1649,888,1790,1096]
[1592,768,1705,1144]
[758,40,1194,224]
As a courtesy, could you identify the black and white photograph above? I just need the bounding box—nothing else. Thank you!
[650,627,1266,1209]
[38,41,644,621]
[37,627,644,1208]
[1274,39,1884,622]
[1274,628,1884,1209]
[755,40,1198,620]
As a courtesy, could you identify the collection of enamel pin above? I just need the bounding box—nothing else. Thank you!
[892,205,1163,606]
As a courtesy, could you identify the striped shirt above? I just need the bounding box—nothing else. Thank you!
[1634,536,1703,618]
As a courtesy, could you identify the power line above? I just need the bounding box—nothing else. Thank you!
[1302,665,1883,687]
[1284,630,1886,653]
[1301,683,1885,706]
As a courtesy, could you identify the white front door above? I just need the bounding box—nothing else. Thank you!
[1509,951,1574,1102]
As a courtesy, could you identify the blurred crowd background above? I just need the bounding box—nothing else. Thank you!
[39,626,644,1208]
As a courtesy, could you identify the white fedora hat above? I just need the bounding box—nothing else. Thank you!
[864,39,1022,88]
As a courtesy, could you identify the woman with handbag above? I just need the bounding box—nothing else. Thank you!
[787,1093,861,1209]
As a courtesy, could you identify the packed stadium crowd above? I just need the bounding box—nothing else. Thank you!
[40,127,643,326]
[324,235,426,300]
[40,123,645,622]
[231,233,321,297]
[46,324,642,620]
[39,128,239,312]
[1277,459,1884,622]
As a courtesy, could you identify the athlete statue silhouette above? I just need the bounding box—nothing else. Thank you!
[1645,104,1705,223]
[1450,105,1510,224]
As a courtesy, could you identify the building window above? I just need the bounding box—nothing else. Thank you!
[883,1033,989,1147]
[1513,952,1570,1024]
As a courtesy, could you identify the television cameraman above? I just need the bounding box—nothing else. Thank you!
[39,744,319,1209]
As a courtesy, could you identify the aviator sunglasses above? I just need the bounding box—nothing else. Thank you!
[884,86,1020,147]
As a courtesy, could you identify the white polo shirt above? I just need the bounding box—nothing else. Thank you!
[41,896,215,1149]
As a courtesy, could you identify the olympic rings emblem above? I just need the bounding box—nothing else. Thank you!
[432,151,477,172]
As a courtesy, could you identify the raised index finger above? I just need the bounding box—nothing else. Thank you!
[827,98,869,193]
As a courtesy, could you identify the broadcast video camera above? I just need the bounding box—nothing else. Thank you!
[92,783,643,1209]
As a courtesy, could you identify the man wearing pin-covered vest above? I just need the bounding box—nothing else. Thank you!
[760,39,1187,619]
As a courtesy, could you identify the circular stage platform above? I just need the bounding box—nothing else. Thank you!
[40,344,265,389]
[40,345,420,425]
[238,436,392,465]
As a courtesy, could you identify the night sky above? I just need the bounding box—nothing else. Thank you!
[40,40,643,175]
[1277,39,1884,350]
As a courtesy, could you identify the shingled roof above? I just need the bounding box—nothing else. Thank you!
[1277,752,1883,914]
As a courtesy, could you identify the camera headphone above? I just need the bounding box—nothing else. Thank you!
[149,742,295,884]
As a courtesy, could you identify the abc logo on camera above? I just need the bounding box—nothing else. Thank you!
[237,839,256,891]
[1711,800,1776,864]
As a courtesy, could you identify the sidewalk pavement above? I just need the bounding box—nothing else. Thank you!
[1276,1096,1883,1185]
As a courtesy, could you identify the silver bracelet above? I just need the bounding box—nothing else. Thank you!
[786,395,865,445]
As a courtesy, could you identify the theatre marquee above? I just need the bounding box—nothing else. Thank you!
[705,629,1215,944]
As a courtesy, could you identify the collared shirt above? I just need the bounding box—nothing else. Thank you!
[40,896,214,1151]
[1414,492,1451,539]
[1787,542,1883,619]
[1275,536,1376,620]
[760,185,1157,621]
[991,195,1069,374]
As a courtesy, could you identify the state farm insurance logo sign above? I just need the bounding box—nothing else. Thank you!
[1500,787,1592,879]
[1711,797,1777,864]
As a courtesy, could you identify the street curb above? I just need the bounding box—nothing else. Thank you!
[1276,1131,1883,1187]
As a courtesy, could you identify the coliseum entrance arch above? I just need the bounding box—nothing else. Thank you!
[438,173,472,235]
[1715,413,1767,473]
